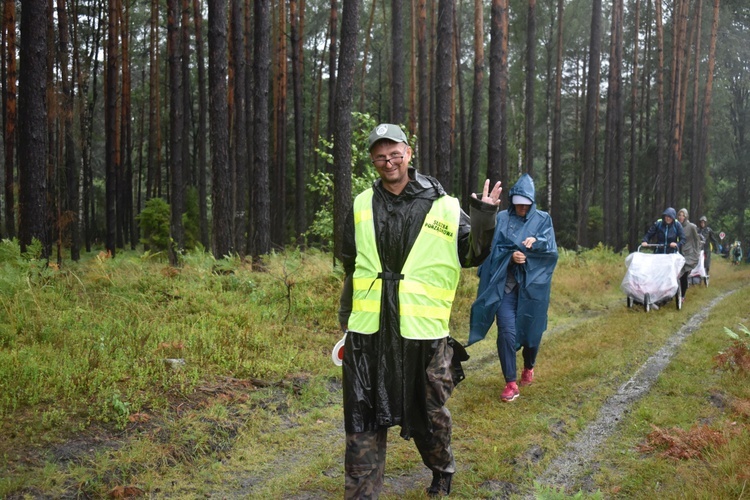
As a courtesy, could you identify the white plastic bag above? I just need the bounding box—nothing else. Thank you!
[621,251,685,304]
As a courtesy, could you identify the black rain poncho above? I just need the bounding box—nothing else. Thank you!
[339,168,497,439]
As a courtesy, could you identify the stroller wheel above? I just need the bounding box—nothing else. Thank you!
[644,293,650,313]
[704,276,709,287]
[676,293,682,310]
[627,296,633,308]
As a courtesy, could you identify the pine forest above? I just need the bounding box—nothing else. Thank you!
[1,0,749,263]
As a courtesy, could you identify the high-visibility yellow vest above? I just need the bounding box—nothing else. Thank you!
[348,188,461,340]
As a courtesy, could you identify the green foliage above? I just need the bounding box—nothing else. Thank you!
[182,186,201,251]
[136,197,171,252]
[722,323,750,341]
[308,112,383,246]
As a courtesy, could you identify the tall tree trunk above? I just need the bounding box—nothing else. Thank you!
[409,0,417,134]
[272,0,287,247]
[147,0,160,201]
[390,0,404,124]
[18,0,48,256]
[629,0,641,250]
[577,0,602,248]
[603,0,624,248]
[208,0,232,257]
[3,0,16,239]
[56,0,79,260]
[417,0,428,164]
[122,2,134,250]
[467,0,484,207]
[332,0,359,261]
[487,0,508,190]
[79,0,103,252]
[193,0,209,249]
[104,0,118,257]
[168,0,184,264]
[326,0,337,140]
[359,0,376,113]
[231,0,247,253]
[290,0,306,244]
[434,0,454,191]
[653,0,665,214]
[689,0,704,218]
[524,0,536,176]
[667,0,688,205]
[252,0,271,257]
[551,0,563,222]
[696,0,720,220]
[454,1,466,201]
[180,0,192,195]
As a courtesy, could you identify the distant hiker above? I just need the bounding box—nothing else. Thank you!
[676,208,700,301]
[468,174,559,403]
[338,123,502,497]
[730,241,743,265]
[697,215,719,276]
[641,207,685,254]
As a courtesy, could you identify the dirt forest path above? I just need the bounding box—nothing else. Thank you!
[533,290,736,494]
[224,287,744,499]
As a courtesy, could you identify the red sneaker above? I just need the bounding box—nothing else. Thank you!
[501,381,519,402]
[520,368,534,386]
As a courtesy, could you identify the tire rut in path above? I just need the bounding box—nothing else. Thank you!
[533,290,736,495]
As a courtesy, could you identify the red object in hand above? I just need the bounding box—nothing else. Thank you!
[332,334,346,366]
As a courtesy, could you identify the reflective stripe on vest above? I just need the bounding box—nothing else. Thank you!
[348,188,461,339]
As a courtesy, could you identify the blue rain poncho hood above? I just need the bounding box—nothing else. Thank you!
[468,174,558,348]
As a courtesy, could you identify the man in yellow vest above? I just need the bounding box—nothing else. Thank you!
[338,123,502,497]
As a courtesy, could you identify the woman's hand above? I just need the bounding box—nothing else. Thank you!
[512,250,526,264]
[522,237,537,249]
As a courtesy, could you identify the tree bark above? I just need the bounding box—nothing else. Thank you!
[696,0,720,221]
[551,0,563,222]
[629,0,641,250]
[18,0,49,256]
[577,0,602,248]
[467,0,484,207]
[231,0,247,253]
[390,0,404,124]
[3,0,16,239]
[208,0,232,257]
[104,0,119,257]
[524,0,536,176]
[168,0,184,264]
[487,0,508,190]
[290,0,306,244]
[434,0,454,191]
[332,0,359,261]
[193,0,209,249]
[252,0,271,257]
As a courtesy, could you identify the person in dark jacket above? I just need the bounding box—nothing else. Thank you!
[676,208,700,300]
[698,215,718,276]
[468,174,558,403]
[338,123,502,498]
[641,207,685,253]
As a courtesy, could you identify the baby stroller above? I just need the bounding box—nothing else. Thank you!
[688,250,708,287]
[621,244,686,312]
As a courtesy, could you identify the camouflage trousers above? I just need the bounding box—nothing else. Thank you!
[344,339,456,499]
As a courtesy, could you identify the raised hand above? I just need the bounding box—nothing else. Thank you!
[471,179,503,206]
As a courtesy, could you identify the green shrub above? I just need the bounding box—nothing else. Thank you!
[137,197,171,252]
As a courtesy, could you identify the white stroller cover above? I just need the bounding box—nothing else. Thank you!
[689,250,707,278]
[621,252,686,304]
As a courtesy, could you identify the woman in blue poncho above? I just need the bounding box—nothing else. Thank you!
[468,174,558,402]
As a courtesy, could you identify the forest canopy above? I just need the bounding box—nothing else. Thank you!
[0,0,748,263]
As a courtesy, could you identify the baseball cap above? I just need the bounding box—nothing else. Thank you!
[368,123,409,151]
[512,195,533,205]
